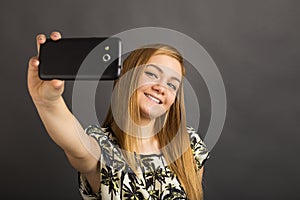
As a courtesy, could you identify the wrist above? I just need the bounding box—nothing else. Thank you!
[34,96,66,111]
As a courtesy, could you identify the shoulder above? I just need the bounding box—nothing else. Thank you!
[186,126,210,169]
[85,125,123,161]
[85,125,117,144]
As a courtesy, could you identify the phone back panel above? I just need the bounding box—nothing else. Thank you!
[39,37,122,80]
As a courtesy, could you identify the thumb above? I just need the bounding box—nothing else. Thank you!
[51,79,64,90]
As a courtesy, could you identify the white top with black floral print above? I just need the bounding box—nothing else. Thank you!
[78,125,209,200]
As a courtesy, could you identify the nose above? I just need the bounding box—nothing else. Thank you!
[152,83,166,95]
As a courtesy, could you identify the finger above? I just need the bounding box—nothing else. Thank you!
[51,79,64,90]
[50,31,62,41]
[36,34,46,56]
[42,79,65,99]
[28,56,39,72]
[27,56,42,90]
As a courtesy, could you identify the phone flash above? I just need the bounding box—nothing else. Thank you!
[105,46,110,51]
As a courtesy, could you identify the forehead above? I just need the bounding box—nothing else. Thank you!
[146,54,182,77]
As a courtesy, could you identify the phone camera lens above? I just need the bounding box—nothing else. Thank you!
[102,54,111,62]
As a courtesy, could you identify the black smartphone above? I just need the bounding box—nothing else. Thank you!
[38,37,122,80]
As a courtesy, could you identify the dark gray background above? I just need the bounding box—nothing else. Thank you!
[1,0,299,199]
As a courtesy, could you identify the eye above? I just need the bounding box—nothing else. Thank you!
[167,83,177,91]
[145,71,158,79]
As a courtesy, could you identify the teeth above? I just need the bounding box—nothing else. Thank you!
[146,94,160,104]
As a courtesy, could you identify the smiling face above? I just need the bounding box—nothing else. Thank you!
[136,54,183,124]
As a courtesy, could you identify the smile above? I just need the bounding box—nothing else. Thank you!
[144,93,162,104]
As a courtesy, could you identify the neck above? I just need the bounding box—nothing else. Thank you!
[137,120,160,154]
[135,119,161,154]
[140,120,155,136]
[111,118,161,154]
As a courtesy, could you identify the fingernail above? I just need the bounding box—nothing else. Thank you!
[34,60,39,66]
[52,32,59,37]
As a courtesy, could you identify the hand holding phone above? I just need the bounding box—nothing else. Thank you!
[28,32,65,105]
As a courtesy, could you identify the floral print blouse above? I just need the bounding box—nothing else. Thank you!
[78,125,210,200]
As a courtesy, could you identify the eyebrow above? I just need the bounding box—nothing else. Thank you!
[146,64,181,83]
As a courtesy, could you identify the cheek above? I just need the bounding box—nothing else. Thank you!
[136,85,147,96]
[165,94,177,107]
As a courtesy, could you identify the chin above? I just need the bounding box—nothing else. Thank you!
[140,107,167,120]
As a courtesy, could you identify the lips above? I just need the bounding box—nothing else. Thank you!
[144,93,162,104]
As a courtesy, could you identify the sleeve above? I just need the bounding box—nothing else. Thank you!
[78,173,101,200]
[78,125,103,200]
[187,126,210,170]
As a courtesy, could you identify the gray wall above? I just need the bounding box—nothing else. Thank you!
[0,0,299,199]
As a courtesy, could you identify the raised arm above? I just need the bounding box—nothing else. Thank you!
[27,32,101,176]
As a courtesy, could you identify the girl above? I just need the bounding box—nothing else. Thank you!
[28,32,209,200]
